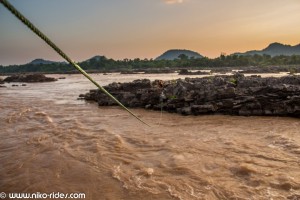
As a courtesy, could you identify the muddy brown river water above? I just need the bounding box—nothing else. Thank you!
[1,73,300,200]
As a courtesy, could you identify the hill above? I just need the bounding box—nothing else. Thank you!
[84,55,107,62]
[28,58,59,65]
[234,42,300,57]
[156,49,203,60]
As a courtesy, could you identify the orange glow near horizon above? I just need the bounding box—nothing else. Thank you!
[0,0,300,65]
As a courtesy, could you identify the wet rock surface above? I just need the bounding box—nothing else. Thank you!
[120,69,175,74]
[80,74,300,117]
[0,78,6,87]
[178,69,211,75]
[3,74,57,83]
[210,65,300,74]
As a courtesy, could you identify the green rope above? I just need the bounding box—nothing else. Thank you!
[0,0,150,127]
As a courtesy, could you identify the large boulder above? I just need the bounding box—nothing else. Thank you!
[4,74,57,82]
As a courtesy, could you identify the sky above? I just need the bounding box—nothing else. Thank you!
[0,0,300,65]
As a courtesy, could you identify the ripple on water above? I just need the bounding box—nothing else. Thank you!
[1,75,300,199]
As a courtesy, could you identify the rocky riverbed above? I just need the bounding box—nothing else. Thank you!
[209,65,300,74]
[80,73,300,117]
[0,78,5,87]
[3,74,57,83]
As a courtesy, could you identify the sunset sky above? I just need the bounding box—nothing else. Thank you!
[0,0,300,65]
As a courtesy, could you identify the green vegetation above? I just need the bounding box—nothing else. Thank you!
[1,54,300,74]
[288,67,297,75]
[229,78,237,85]
[168,95,177,100]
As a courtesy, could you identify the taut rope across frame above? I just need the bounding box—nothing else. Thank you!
[0,0,150,127]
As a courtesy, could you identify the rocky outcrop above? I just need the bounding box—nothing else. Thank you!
[120,69,175,74]
[0,78,5,87]
[240,66,293,74]
[80,74,300,117]
[178,69,211,75]
[4,74,57,83]
[210,66,300,74]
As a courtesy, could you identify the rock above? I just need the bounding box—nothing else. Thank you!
[80,75,300,118]
[211,67,233,74]
[217,87,236,99]
[178,69,211,75]
[0,78,4,84]
[191,104,216,114]
[120,79,151,92]
[4,74,57,83]
[180,107,192,115]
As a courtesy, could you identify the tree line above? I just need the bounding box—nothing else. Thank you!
[1,54,300,74]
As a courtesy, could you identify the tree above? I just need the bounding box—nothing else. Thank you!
[178,54,188,60]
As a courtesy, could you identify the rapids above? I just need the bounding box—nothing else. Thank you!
[1,73,300,200]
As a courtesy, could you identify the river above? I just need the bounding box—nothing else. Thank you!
[1,73,300,200]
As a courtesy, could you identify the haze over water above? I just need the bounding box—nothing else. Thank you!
[1,74,300,199]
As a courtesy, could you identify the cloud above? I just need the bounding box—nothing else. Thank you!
[163,0,185,4]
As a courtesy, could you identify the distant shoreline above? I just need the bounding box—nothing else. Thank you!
[1,65,300,76]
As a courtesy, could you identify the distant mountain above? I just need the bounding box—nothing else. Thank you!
[156,49,203,60]
[234,42,300,57]
[28,59,58,65]
[84,55,107,62]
